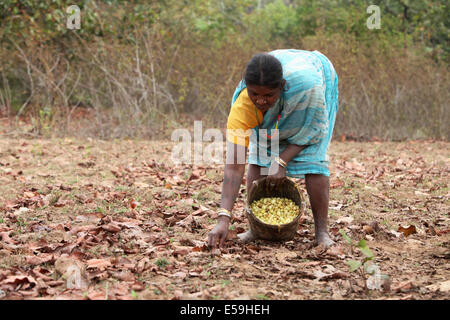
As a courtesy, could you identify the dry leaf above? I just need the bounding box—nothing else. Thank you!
[192,244,208,252]
[275,250,297,262]
[31,267,53,282]
[336,216,354,224]
[436,228,450,236]
[247,244,261,252]
[101,223,121,233]
[75,213,103,223]
[172,246,190,257]
[87,289,106,300]
[111,271,135,282]
[363,225,375,234]
[25,254,54,266]
[426,280,450,293]
[331,179,345,189]
[129,199,139,209]
[134,182,149,188]
[3,275,37,291]
[24,191,37,198]
[397,225,417,237]
[0,231,17,245]
[131,281,145,291]
[392,281,414,293]
[164,183,173,189]
[172,271,187,280]
[325,245,345,257]
[78,161,95,168]
[54,257,85,275]
[172,289,183,300]
[226,229,239,241]
[136,257,151,273]
[86,258,112,270]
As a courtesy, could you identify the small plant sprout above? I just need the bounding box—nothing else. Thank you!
[155,258,169,268]
[340,230,390,291]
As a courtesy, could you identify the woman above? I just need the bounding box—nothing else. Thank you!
[208,49,339,248]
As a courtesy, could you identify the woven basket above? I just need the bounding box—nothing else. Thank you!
[245,177,305,241]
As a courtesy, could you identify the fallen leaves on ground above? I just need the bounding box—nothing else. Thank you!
[0,138,448,300]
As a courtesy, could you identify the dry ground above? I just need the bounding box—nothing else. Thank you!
[0,138,448,300]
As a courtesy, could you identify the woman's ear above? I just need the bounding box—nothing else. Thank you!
[281,79,287,91]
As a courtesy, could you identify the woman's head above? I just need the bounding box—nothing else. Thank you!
[245,53,283,88]
[244,53,285,112]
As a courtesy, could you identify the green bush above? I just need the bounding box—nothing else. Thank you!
[0,0,448,140]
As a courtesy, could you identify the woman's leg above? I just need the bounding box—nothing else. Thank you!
[305,174,335,248]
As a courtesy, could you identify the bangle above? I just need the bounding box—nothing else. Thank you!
[218,212,232,220]
[274,156,287,168]
[217,209,232,220]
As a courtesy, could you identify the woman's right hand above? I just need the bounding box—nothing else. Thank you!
[207,216,230,248]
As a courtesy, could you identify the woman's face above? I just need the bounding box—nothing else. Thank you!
[247,83,284,113]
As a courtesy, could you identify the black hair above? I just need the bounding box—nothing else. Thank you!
[244,53,284,89]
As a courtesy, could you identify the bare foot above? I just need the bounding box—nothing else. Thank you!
[237,230,257,243]
[314,232,335,249]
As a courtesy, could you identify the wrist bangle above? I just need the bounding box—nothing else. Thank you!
[218,212,232,219]
[217,209,232,219]
[274,156,287,168]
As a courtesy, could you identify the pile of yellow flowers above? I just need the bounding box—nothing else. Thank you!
[250,197,299,225]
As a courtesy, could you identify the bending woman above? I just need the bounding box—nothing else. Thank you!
[208,49,339,248]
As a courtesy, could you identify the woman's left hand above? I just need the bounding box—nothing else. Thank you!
[267,161,287,188]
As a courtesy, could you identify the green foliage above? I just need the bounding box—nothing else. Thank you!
[346,260,362,272]
[245,0,299,42]
[339,229,352,246]
[341,230,389,290]
[0,0,100,44]
[357,239,374,261]
[340,229,376,271]
[1,0,446,55]
[339,229,354,254]
[255,293,270,300]
[154,0,252,45]
[0,0,447,139]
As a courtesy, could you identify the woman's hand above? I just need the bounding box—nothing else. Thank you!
[267,161,287,188]
[208,216,230,248]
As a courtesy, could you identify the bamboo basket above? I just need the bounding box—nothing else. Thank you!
[245,177,305,241]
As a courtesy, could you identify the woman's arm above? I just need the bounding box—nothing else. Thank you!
[220,162,246,214]
[279,144,305,163]
[267,144,305,186]
[208,142,247,248]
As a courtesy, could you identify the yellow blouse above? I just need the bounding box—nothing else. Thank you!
[226,88,264,147]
